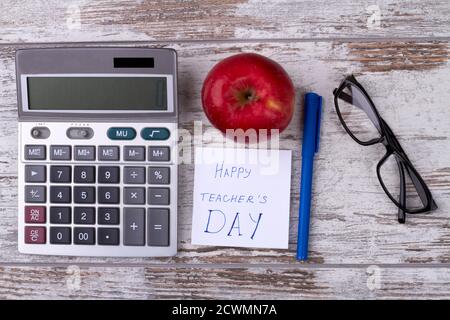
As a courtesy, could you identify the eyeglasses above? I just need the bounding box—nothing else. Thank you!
[333,75,437,223]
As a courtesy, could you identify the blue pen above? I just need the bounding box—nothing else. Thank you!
[297,92,322,261]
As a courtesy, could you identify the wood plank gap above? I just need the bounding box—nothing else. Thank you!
[2,36,450,47]
[1,262,450,269]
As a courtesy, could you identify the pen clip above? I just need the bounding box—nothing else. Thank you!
[314,96,322,153]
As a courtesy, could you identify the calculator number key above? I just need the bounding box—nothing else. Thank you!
[50,166,71,183]
[74,227,95,245]
[74,186,95,203]
[98,187,120,204]
[50,227,71,244]
[98,207,120,225]
[98,166,120,183]
[74,166,95,183]
[50,186,71,203]
[74,207,96,225]
[50,207,72,224]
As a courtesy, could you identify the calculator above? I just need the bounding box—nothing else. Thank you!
[16,48,178,256]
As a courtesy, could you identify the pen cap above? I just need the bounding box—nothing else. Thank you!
[302,92,323,157]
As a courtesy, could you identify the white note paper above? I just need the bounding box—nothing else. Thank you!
[191,147,292,249]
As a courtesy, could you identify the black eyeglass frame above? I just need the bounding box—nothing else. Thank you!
[333,75,437,223]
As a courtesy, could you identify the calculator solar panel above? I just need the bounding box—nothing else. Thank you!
[16,48,178,257]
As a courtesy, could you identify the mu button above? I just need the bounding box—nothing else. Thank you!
[107,127,136,140]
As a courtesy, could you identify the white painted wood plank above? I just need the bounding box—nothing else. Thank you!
[1,0,449,43]
[0,41,449,265]
[0,265,449,299]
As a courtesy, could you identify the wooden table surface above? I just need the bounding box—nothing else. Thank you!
[1,0,449,299]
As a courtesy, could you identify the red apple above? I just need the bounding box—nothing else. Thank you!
[201,53,295,138]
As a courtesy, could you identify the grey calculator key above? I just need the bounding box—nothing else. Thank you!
[148,167,170,184]
[25,186,46,203]
[147,208,170,246]
[74,146,96,161]
[25,165,46,182]
[98,187,120,204]
[50,145,71,160]
[73,186,95,203]
[74,207,96,224]
[148,188,170,205]
[124,207,145,246]
[98,166,120,183]
[98,207,120,225]
[74,227,95,245]
[74,166,95,183]
[98,228,120,245]
[50,166,71,183]
[148,146,170,162]
[25,145,46,160]
[98,146,120,161]
[124,187,145,204]
[50,186,71,203]
[50,227,71,244]
[50,207,71,224]
[124,146,145,161]
[124,167,145,184]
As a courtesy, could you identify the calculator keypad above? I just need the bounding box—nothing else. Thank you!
[21,142,173,253]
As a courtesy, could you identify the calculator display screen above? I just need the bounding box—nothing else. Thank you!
[26,77,168,110]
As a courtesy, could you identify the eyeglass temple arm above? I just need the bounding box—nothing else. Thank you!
[396,159,407,223]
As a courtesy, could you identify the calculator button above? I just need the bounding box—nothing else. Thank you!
[74,227,95,245]
[123,207,145,246]
[25,165,46,183]
[98,166,120,183]
[74,207,96,225]
[25,186,46,203]
[50,166,72,183]
[141,128,171,140]
[50,145,71,160]
[124,146,145,161]
[24,206,46,223]
[50,207,71,224]
[98,187,120,204]
[50,186,71,203]
[24,226,46,244]
[107,127,136,140]
[148,188,170,205]
[74,146,96,161]
[98,207,120,225]
[124,187,145,204]
[148,146,170,161]
[98,146,120,161]
[98,228,120,245]
[148,208,170,246]
[24,145,46,160]
[148,167,170,184]
[123,167,146,184]
[50,227,71,244]
[74,186,95,203]
[74,166,95,183]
